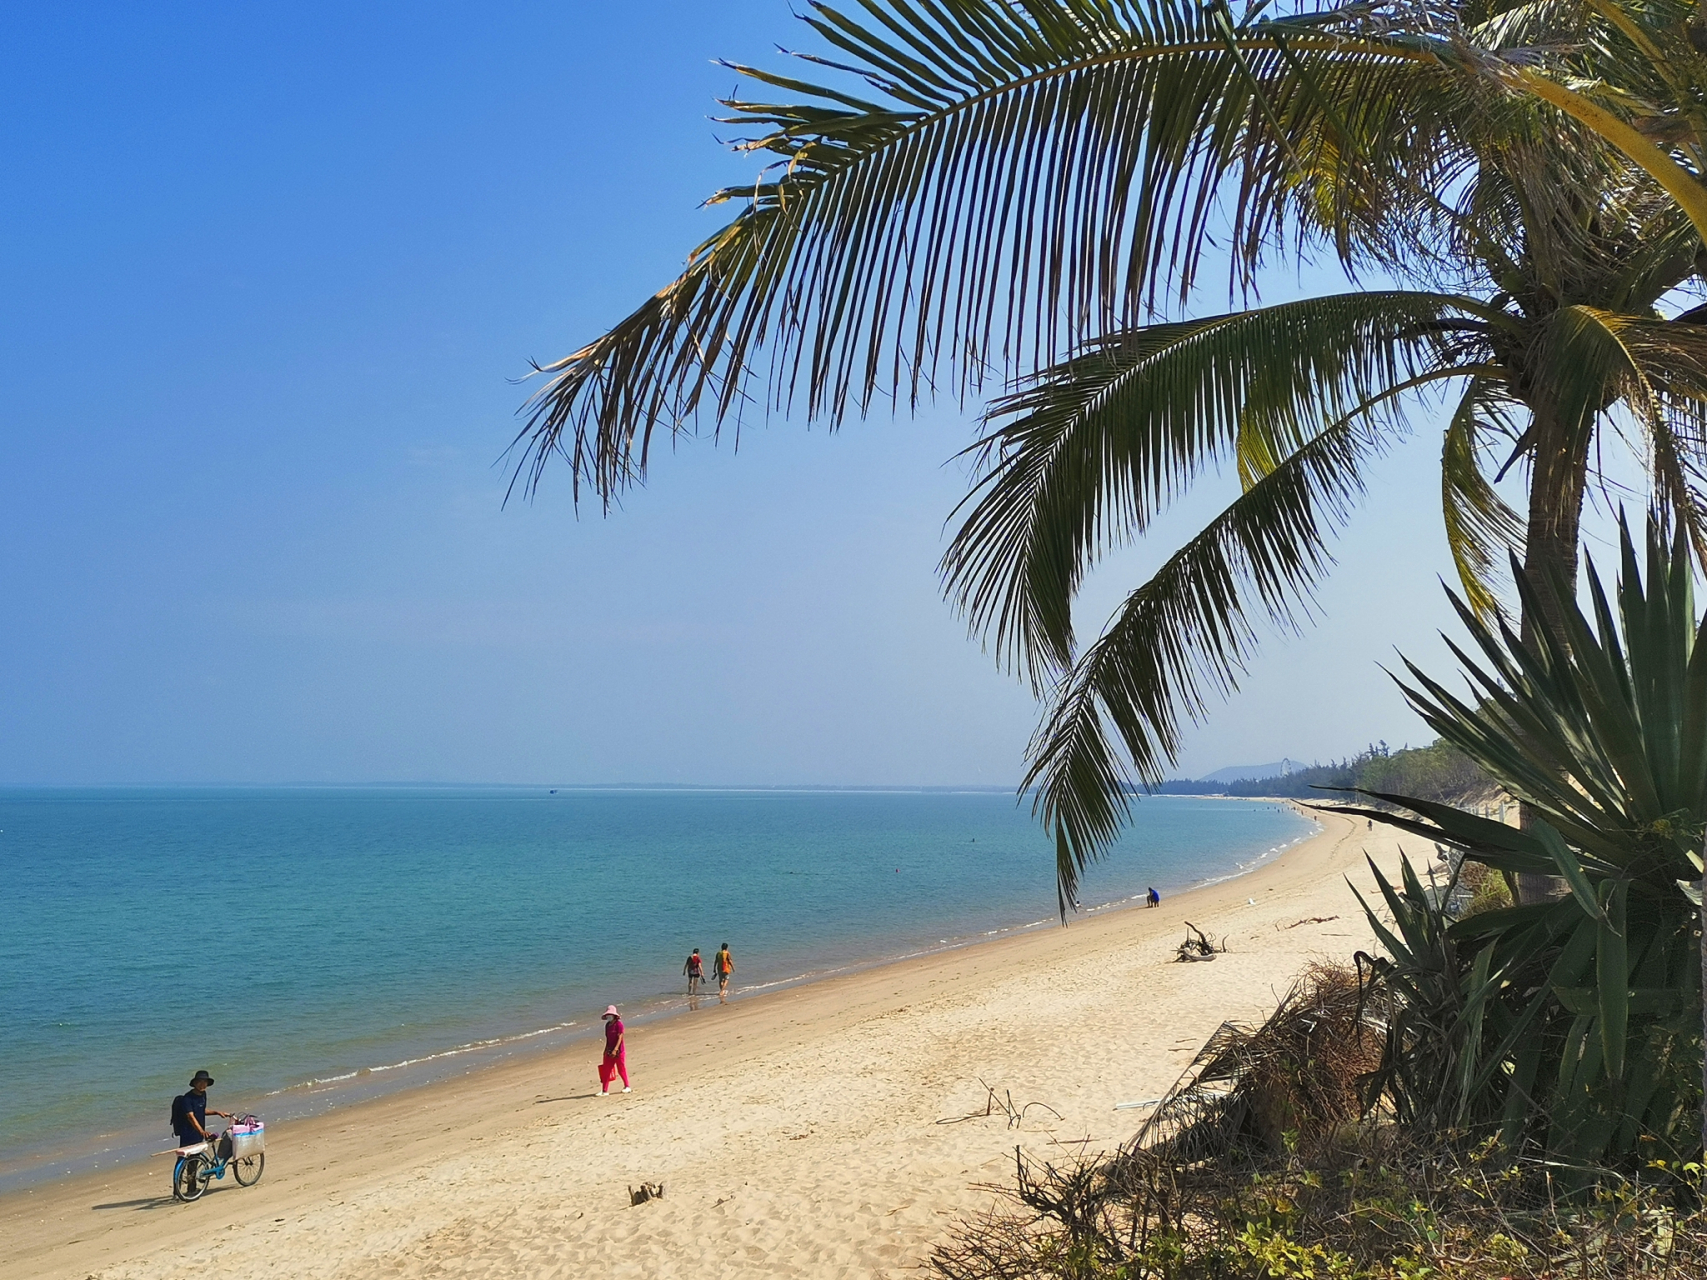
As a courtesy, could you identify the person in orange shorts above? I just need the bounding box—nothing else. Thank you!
[713,943,734,1004]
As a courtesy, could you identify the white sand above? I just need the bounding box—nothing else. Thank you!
[0,806,1428,1280]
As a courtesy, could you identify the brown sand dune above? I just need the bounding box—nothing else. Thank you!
[0,806,1428,1280]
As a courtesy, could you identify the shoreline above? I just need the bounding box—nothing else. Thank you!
[0,796,1317,1196]
[1,801,1411,1280]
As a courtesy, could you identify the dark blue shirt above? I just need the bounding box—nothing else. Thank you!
[171,1090,207,1144]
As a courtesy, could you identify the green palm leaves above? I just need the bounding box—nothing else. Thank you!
[968,276,1707,909]
[1347,517,1704,1164]
[1441,377,1525,619]
[513,0,1452,504]
[939,289,1503,907]
[943,292,1496,680]
[1480,0,1707,242]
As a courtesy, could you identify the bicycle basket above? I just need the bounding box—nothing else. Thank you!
[228,1118,265,1158]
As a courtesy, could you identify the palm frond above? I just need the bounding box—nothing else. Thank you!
[1021,406,1402,913]
[939,291,1492,683]
[1441,376,1525,619]
[1469,0,1609,48]
[1486,25,1707,242]
[513,0,1465,504]
[1633,315,1707,563]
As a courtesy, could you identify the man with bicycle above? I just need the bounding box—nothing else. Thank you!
[171,1070,231,1150]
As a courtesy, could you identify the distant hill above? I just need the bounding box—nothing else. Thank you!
[1196,759,1300,784]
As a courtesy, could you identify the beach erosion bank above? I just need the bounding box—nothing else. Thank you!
[0,805,1431,1280]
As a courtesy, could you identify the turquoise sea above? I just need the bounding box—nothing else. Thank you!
[0,788,1313,1190]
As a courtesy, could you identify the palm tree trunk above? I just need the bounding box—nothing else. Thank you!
[1520,402,1590,644]
[1515,401,1591,905]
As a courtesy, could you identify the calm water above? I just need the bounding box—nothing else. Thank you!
[0,788,1312,1187]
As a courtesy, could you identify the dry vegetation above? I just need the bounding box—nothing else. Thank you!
[933,967,1707,1280]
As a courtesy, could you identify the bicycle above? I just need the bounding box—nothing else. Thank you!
[172,1114,265,1202]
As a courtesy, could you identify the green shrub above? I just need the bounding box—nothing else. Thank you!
[1346,517,1704,1170]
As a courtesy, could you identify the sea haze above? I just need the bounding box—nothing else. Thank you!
[0,787,1313,1188]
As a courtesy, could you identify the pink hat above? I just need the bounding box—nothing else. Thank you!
[601,1005,619,1019]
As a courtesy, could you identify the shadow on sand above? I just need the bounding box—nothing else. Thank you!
[92,1195,180,1211]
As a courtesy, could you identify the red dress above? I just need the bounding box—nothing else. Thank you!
[599,1017,629,1090]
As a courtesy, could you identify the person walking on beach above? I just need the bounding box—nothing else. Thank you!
[170,1070,231,1148]
[1146,886,1160,908]
[598,1006,630,1094]
[713,942,734,1004]
[683,947,704,995]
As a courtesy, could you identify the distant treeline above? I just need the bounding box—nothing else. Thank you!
[1156,740,1491,805]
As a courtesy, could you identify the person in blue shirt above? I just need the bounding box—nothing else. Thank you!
[171,1070,231,1148]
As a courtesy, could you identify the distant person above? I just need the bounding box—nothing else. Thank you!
[714,943,735,1004]
[598,1006,630,1094]
[1146,887,1160,908]
[170,1070,231,1149]
[683,947,704,995]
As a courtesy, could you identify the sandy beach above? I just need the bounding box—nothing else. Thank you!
[0,806,1428,1280]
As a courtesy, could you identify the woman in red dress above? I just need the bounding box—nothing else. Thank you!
[598,1006,630,1094]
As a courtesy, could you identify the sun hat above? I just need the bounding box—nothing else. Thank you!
[190,1070,215,1086]
[601,1005,620,1019]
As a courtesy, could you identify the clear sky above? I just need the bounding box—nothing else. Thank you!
[0,1,1588,787]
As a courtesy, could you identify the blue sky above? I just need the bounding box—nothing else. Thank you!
[0,1,1546,786]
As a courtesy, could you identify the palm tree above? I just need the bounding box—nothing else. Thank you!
[945,138,1707,908]
[514,0,1461,503]
[514,0,1707,909]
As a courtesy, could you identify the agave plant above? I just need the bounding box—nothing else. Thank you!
[1346,855,1486,1135]
[1343,516,1705,1164]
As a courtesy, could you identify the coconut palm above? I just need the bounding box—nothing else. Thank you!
[515,0,1707,909]
[976,137,1707,911]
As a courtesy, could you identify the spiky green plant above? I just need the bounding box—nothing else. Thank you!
[1344,516,1705,1165]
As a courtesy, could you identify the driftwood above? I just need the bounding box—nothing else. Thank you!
[937,1078,1065,1130]
[1284,915,1340,929]
[1175,922,1225,962]
[629,1182,665,1205]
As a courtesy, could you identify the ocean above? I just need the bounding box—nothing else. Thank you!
[0,787,1313,1190]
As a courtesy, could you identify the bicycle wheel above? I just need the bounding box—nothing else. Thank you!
[232,1152,264,1186]
[174,1155,206,1202]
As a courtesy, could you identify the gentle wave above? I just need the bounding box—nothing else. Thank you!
[271,1020,583,1093]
